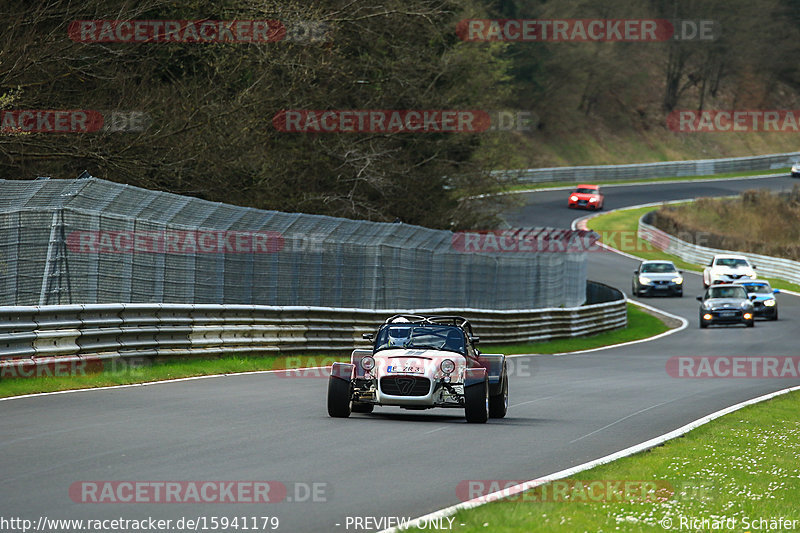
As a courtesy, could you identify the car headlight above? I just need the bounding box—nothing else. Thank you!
[672,277,683,284]
[764,299,776,307]
[570,195,578,201]
[440,359,455,375]
[589,197,597,202]
[743,312,753,320]
[360,356,375,371]
[702,313,712,320]
[639,276,652,285]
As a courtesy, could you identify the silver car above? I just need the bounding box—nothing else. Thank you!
[632,260,684,297]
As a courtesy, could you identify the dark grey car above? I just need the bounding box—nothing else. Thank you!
[697,285,755,328]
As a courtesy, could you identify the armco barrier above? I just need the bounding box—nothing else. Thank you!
[496,151,799,184]
[638,212,800,286]
[0,282,626,375]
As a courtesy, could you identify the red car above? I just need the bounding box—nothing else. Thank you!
[567,184,604,210]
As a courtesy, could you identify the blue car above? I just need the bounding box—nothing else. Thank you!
[736,281,780,320]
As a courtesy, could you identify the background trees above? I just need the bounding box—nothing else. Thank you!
[2,0,799,229]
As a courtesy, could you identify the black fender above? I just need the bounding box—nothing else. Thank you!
[330,362,355,382]
[350,349,373,379]
[464,367,487,388]
[476,354,506,396]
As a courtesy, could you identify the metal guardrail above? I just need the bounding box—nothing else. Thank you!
[638,213,800,286]
[0,282,626,376]
[497,151,799,184]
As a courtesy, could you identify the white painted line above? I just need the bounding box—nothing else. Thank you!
[568,396,683,444]
[380,384,800,533]
[550,300,688,356]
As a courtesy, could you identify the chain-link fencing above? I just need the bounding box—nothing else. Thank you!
[0,178,587,309]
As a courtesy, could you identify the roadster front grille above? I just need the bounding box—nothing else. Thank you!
[380,376,431,396]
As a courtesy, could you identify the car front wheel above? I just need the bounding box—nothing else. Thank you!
[465,377,489,423]
[489,366,508,419]
[327,376,352,418]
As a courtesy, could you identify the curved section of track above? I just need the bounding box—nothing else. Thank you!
[3,175,799,532]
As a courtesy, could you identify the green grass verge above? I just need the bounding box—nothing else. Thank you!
[434,388,800,532]
[586,205,800,294]
[0,303,671,398]
[483,303,669,355]
[493,168,789,194]
[0,354,344,399]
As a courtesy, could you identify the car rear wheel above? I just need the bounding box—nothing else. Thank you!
[465,377,489,424]
[351,402,374,414]
[327,376,352,418]
[489,366,508,419]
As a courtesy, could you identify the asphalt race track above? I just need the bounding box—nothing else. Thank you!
[3,175,800,532]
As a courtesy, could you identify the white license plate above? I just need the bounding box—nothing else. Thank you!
[387,366,423,374]
[719,311,736,317]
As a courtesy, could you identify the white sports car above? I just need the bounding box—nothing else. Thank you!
[327,315,508,423]
[702,254,757,288]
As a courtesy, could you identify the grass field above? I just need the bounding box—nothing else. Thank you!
[434,388,800,532]
[0,304,670,398]
[484,303,669,355]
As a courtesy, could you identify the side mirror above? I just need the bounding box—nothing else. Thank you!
[753,265,758,270]
[749,294,757,300]
[678,270,684,274]
[362,333,374,341]
[773,289,781,294]
[633,270,639,275]
[696,296,703,301]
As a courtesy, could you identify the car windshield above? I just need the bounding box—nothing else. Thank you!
[708,286,748,299]
[715,258,749,268]
[375,324,466,354]
[574,188,597,194]
[739,283,771,294]
[641,263,677,273]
